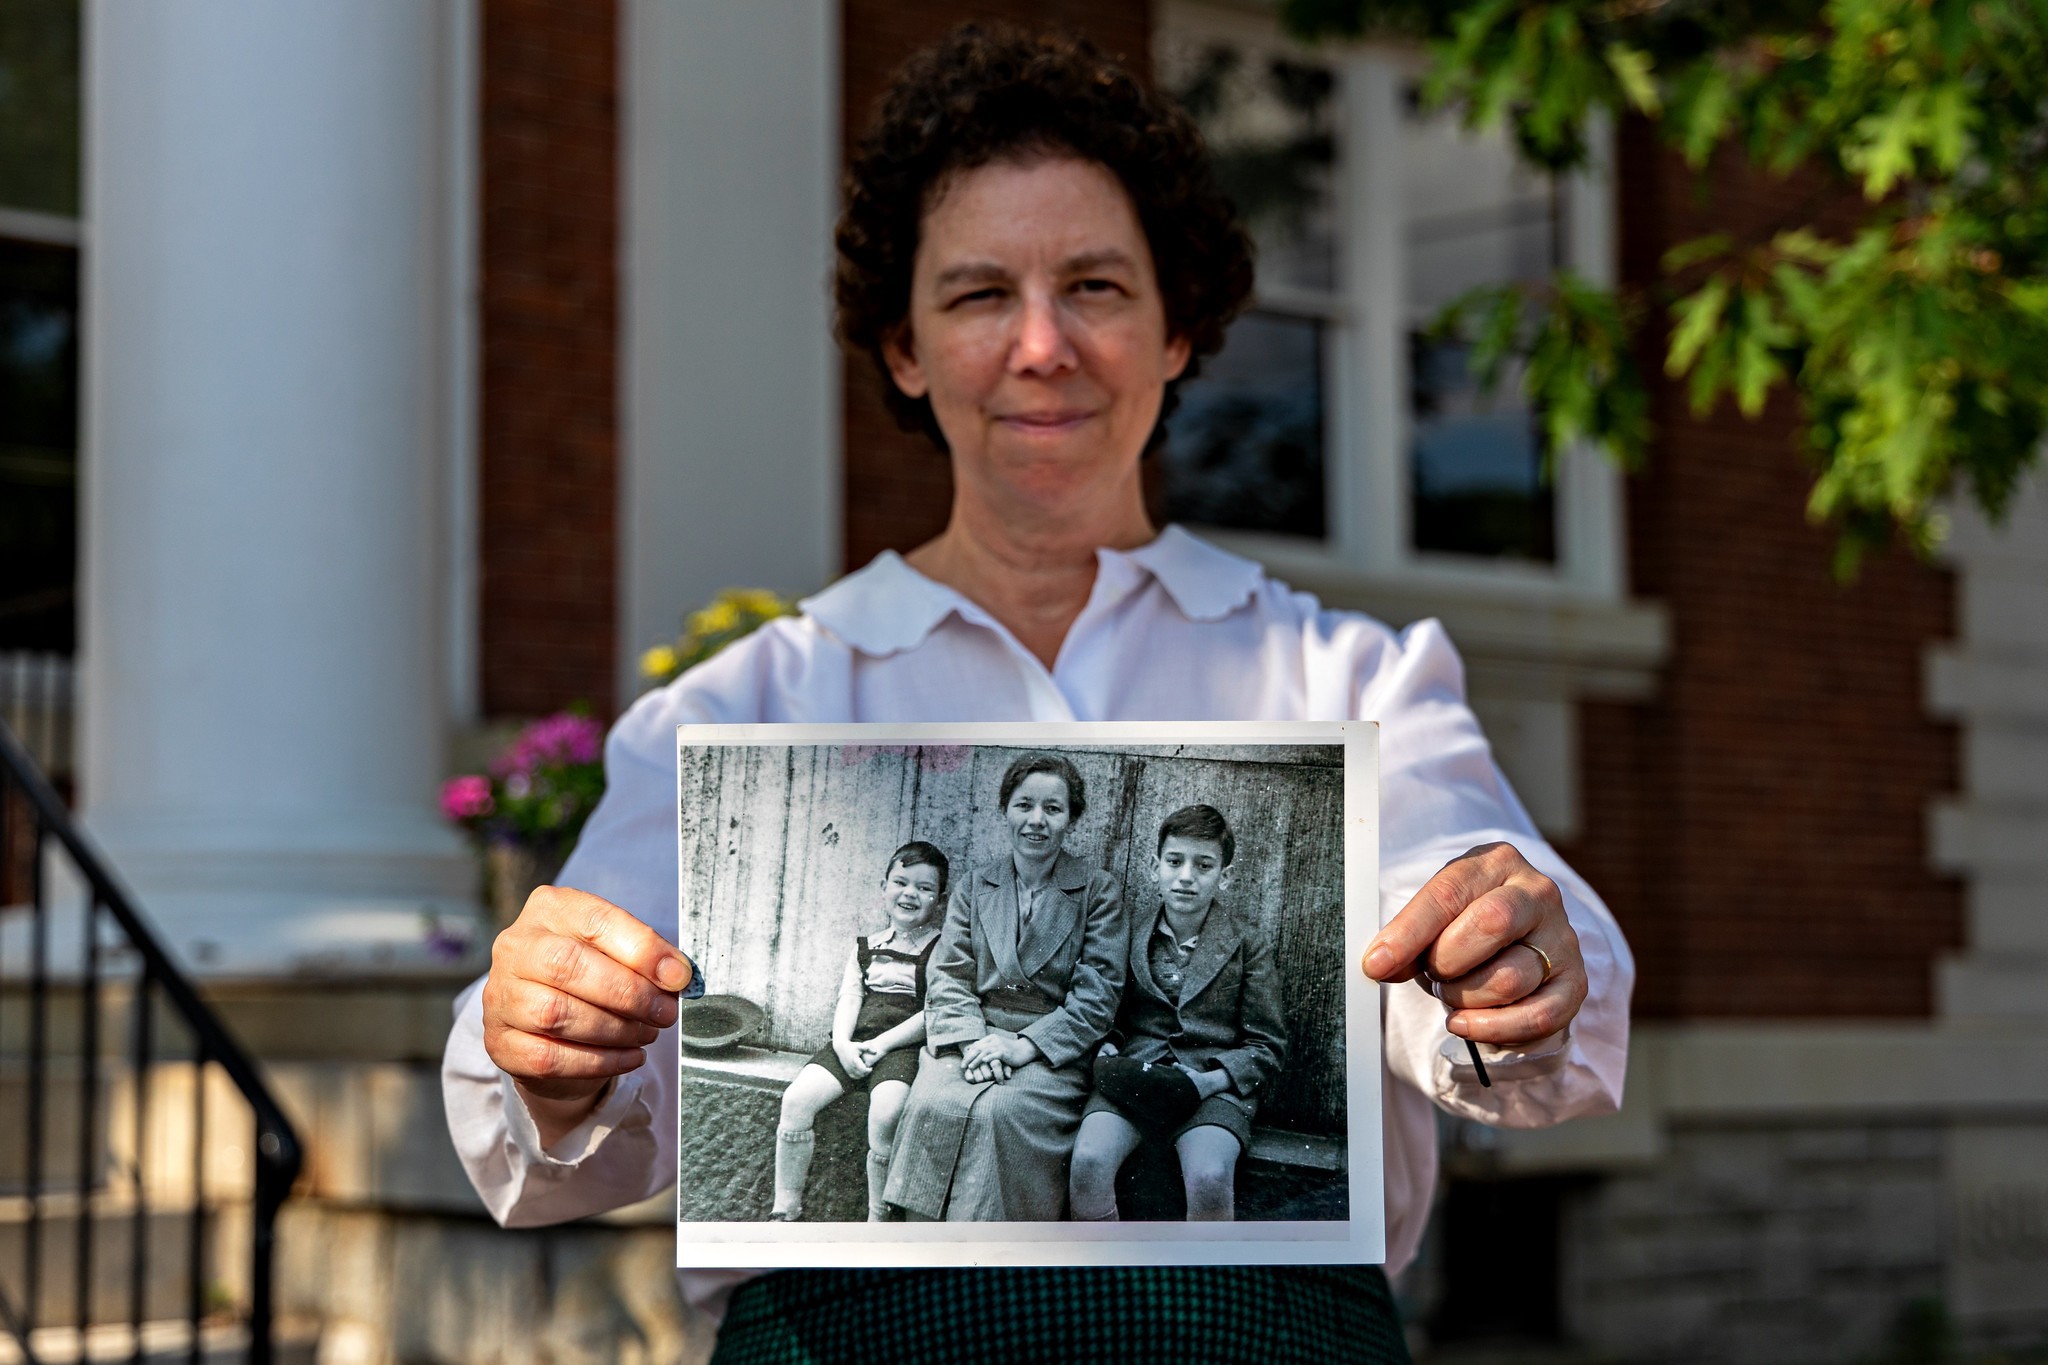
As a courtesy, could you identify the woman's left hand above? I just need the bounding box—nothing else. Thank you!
[960,1032,1039,1083]
[1362,842,1586,1048]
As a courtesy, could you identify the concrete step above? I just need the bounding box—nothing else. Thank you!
[0,1193,229,1332]
[0,975,466,1066]
[0,1319,317,1365]
[0,984,198,1066]
[0,1060,262,1209]
[0,1066,112,1191]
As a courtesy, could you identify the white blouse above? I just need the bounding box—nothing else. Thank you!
[441,525,1634,1318]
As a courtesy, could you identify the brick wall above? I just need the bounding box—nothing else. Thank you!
[839,1,1155,570]
[1556,125,1964,1018]
[478,0,619,717]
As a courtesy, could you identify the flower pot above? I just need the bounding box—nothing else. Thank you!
[484,843,565,929]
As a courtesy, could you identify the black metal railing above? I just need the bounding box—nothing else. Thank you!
[0,719,302,1364]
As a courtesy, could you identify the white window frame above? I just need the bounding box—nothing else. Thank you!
[0,207,80,247]
[1157,3,1626,605]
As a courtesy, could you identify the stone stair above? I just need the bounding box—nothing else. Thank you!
[0,1319,316,1365]
[0,1192,221,1331]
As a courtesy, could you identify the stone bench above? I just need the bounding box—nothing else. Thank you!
[676,1047,1348,1224]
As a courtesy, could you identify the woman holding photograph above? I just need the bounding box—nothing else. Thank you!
[445,24,1633,1364]
[881,753,1124,1222]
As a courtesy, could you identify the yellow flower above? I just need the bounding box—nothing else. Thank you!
[639,644,680,680]
[730,588,793,618]
[690,600,742,637]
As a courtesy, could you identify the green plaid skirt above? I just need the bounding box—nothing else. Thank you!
[708,1266,1411,1364]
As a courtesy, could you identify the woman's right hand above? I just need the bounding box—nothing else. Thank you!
[960,1032,1038,1083]
[482,885,692,1139]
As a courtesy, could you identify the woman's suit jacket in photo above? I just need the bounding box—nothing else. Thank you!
[923,847,1128,1069]
[1112,899,1288,1105]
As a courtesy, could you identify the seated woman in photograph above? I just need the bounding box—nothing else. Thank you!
[772,840,950,1222]
[1069,803,1286,1223]
[882,753,1126,1221]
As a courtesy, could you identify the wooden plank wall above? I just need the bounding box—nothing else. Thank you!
[678,743,1348,1134]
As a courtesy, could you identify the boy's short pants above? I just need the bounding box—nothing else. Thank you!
[808,992,922,1091]
[1083,1084,1254,1151]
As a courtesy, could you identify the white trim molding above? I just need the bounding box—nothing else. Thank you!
[618,0,842,710]
[1926,470,2048,1011]
[439,0,481,728]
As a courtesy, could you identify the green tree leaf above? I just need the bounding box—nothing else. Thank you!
[1668,275,1732,377]
[1280,0,2048,563]
[1605,42,1660,114]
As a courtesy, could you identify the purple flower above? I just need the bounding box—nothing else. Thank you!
[420,913,473,962]
[496,712,605,776]
[439,774,494,822]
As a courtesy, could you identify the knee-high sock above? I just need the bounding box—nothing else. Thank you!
[867,1146,893,1222]
[771,1126,814,1219]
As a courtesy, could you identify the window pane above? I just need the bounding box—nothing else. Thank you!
[0,0,82,217]
[1410,338,1554,562]
[1403,91,1558,562]
[1161,310,1327,540]
[1160,36,1337,294]
[0,239,79,650]
[1159,30,1335,539]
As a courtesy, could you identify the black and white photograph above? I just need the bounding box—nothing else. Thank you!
[671,721,1381,1268]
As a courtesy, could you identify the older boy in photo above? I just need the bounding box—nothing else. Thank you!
[1068,804,1287,1221]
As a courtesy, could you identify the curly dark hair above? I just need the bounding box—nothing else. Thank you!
[834,24,1255,454]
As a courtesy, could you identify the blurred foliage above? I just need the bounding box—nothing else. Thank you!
[639,587,798,689]
[1171,44,1338,256]
[1283,0,2048,572]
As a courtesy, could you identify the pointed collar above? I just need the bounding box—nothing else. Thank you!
[979,846,1093,894]
[799,525,1265,659]
[1121,524,1264,623]
[799,551,959,658]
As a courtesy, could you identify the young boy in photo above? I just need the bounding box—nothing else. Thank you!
[1068,805,1287,1222]
[772,841,949,1222]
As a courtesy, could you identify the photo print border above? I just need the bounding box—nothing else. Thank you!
[672,720,1383,1269]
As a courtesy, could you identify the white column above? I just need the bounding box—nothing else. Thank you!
[79,0,481,975]
[619,0,840,707]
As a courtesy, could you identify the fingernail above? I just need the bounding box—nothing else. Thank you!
[656,956,687,991]
[1364,944,1395,978]
[652,997,676,1025]
[1447,1015,1468,1037]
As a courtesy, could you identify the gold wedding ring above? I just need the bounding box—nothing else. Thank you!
[1517,938,1556,985]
